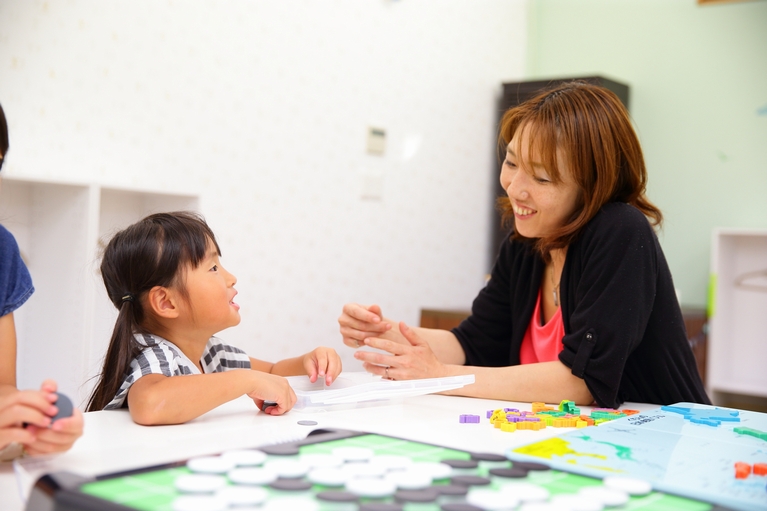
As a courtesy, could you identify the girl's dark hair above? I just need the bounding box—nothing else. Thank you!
[498,81,662,257]
[86,211,220,412]
[0,102,9,171]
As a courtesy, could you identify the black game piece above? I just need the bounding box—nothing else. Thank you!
[441,459,479,470]
[469,452,507,462]
[261,401,278,412]
[359,504,403,511]
[511,460,550,471]
[395,489,438,503]
[434,484,469,497]
[269,478,312,491]
[51,393,74,423]
[316,491,359,503]
[489,467,529,478]
[441,504,484,511]
[450,475,492,486]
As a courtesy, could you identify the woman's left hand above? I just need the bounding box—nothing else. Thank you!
[354,322,447,381]
[24,407,84,455]
[302,347,342,385]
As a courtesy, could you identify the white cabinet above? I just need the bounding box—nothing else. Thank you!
[707,229,767,399]
[0,176,198,406]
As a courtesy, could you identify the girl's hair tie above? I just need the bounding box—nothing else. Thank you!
[121,293,135,304]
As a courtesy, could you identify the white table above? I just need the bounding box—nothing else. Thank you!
[0,391,656,511]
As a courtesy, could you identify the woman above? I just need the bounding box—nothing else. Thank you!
[339,82,709,409]
[0,102,83,459]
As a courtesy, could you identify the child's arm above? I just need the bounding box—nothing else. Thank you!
[0,312,18,396]
[126,369,296,426]
[250,347,342,385]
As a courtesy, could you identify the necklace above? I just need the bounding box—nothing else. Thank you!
[549,263,560,308]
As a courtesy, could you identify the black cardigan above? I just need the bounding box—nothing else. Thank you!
[453,202,710,408]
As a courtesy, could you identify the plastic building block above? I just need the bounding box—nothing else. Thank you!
[734,462,751,479]
[754,463,767,476]
[459,414,480,424]
[500,423,517,433]
[733,427,767,442]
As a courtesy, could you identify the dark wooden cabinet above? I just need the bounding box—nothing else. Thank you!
[420,306,708,385]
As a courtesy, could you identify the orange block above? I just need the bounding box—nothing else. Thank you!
[621,409,641,415]
[734,462,751,479]
[753,463,767,476]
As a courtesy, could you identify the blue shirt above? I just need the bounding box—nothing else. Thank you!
[0,225,34,317]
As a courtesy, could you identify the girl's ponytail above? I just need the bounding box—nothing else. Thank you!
[86,298,141,411]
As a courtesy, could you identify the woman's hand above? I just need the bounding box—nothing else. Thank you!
[302,347,342,385]
[354,322,448,380]
[339,303,396,348]
[0,389,55,450]
[19,379,84,455]
[247,373,297,416]
[24,408,84,455]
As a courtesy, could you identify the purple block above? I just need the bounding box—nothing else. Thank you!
[486,410,494,418]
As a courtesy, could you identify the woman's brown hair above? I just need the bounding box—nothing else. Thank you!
[498,81,662,257]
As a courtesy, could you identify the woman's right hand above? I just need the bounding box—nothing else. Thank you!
[246,372,297,416]
[0,389,58,450]
[338,303,395,348]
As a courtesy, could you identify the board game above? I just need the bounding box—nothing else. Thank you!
[26,428,729,511]
[507,402,767,511]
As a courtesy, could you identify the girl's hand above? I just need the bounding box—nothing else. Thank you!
[355,322,447,381]
[0,389,57,450]
[24,408,84,455]
[247,373,297,416]
[338,303,395,348]
[302,347,342,385]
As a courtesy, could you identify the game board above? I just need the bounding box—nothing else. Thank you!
[507,402,767,511]
[26,428,729,511]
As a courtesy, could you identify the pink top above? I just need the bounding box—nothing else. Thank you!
[519,289,565,364]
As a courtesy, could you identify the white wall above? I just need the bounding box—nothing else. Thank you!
[526,0,767,309]
[0,0,527,391]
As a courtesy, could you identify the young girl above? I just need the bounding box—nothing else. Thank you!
[0,102,83,459]
[87,211,341,425]
[339,82,710,408]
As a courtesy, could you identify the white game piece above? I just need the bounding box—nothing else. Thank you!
[187,456,236,474]
[602,476,652,496]
[264,459,310,479]
[517,503,559,511]
[332,446,375,462]
[172,495,228,511]
[220,449,267,467]
[217,485,269,506]
[262,495,320,511]
[341,462,387,478]
[549,494,604,511]
[578,486,629,506]
[299,453,344,469]
[500,482,550,502]
[227,467,278,486]
[385,469,433,490]
[369,454,413,471]
[466,488,519,510]
[174,474,227,493]
[410,461,453,480]
[345,477,397,498]
[307,467,349,487]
